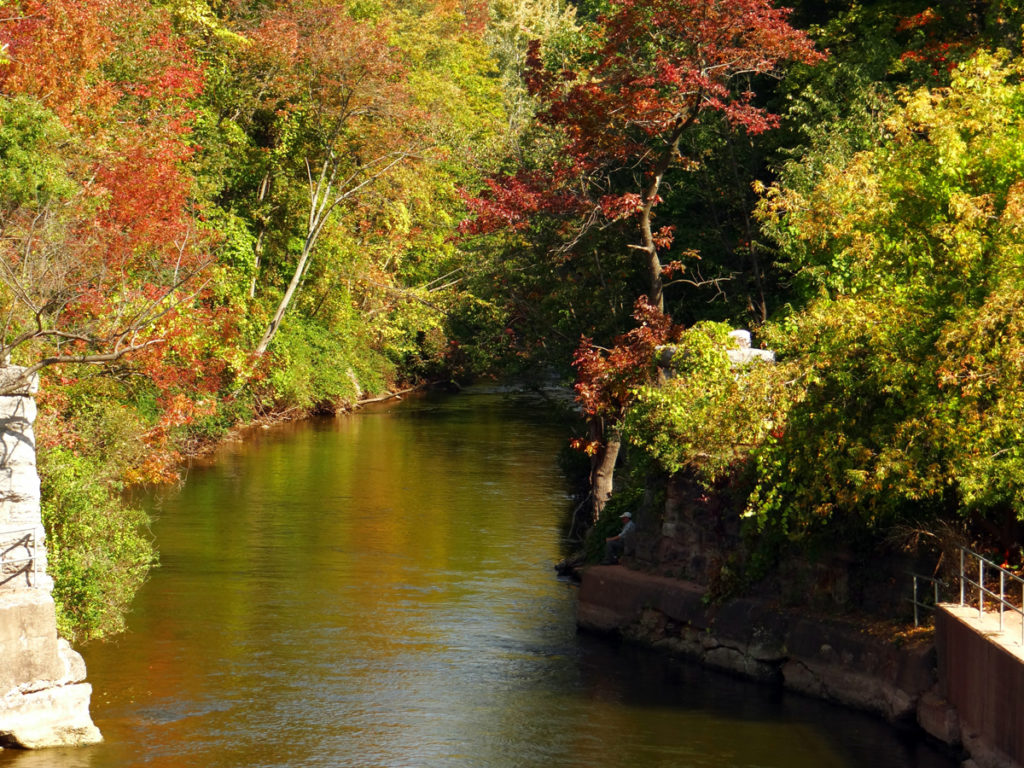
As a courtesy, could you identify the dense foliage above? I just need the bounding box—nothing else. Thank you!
[459,0,1024,573]
[1,0,506,640]
[5,0,1024,637]
[752,51,1024,543]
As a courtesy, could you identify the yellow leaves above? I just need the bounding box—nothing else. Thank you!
[488,0,578,44]
[998,181,1024,240]
[892,86,941,137]
[569,436,602,456]
[754,180,802,223]
[753,42,1024,523]
[947,190,993,223]
[758,49,1024,305]
[160,0,251,47]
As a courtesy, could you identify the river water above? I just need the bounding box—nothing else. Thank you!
[1,389,955,768]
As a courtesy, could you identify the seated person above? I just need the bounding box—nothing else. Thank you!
[604,511,635,564]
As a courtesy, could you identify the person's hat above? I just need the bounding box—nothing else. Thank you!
[620,511,632,519]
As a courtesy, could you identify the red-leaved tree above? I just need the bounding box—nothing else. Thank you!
[572,297,680,518]
[464,0,820,521]
[0,0,215,392]
[465,0,822,311]
[0,0,234,477]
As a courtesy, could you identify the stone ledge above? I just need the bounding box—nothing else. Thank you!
[918,690,961,747]
[577,565,951,746]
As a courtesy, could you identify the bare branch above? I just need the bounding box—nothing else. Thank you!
[26,338,167,377]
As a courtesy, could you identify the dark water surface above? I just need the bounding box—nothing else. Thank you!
[2,389,955,768]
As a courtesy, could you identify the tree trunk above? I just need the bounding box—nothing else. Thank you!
[254,158,334,357]
[252,152,409,356]
[637,122,689,313]
[589,416,621,521]
[254,238,314,357]
[639,179,665,313]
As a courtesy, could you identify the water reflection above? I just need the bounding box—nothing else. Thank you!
[1,389,955,768]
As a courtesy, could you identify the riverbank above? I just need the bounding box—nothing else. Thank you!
[180,381,445,465]
[575,565,1017,768]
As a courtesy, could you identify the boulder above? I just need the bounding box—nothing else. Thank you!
[0,684,102,749]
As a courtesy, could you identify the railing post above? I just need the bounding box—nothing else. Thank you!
[956,548,1024,645]
[979,558,985,618]
[1000,569,1006,631]
[913,575,920,628]
[960,547,965,606]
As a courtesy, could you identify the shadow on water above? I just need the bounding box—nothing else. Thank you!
[572,636,955,768]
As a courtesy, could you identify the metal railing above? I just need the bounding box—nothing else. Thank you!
[959,546,1024,646]
[0,526,39,588]
[909,572,944,627]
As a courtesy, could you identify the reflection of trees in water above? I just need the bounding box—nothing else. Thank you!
[72,395,955,768]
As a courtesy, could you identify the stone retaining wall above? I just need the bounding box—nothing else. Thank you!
[579,566,1024,768]
[577,566,937,719]
[0,367,101,750]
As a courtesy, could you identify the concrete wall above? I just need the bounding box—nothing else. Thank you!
[936,605,1024,767]
[0,367,101,749]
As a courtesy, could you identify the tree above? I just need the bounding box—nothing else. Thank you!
[484,0,578,146]
[572,297,679,517]
[0,0,216,393]
[622,321,786,483]
[465,0,821,312]
[750,51,1024,545]
[242,1,423,356]
[0,0,234,639]
[462,0,819,519]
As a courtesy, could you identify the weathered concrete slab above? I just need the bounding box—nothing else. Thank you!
[917,690,961,747]
[712,598,789,661]
[578,565,938,724]
[782,656,918,721]
[576,565,708,632]
[0,683,102,749]
[0,591,63,694]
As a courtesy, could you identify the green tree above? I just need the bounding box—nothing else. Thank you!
[751,51,1024,545]
[622,323,787,484]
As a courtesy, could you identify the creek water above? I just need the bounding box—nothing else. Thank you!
[1,388,955,768]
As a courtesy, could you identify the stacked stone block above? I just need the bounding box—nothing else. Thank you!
[0,370,49,593]
[0,366,101,749]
